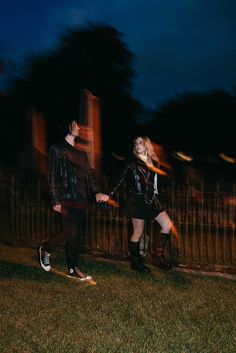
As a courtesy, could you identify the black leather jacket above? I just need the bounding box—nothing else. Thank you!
[109,157,161,198]
[48,140,100,206]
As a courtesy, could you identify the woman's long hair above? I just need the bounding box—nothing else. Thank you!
[133,136,159,164]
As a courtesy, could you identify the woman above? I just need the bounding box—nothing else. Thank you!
[102,136,174,273]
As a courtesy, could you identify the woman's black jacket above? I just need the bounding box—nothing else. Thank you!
[108,157,161,198]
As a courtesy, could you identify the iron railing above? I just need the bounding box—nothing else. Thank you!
[4,172,236,266]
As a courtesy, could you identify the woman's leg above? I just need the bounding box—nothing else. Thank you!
[155,211,172,234]
[129,218,150,272]
[131,218,145,242]
[152,211,173,270]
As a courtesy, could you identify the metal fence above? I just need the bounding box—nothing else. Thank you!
[4,172,236,266]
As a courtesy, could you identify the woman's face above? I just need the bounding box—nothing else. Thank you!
[134,137,146,155]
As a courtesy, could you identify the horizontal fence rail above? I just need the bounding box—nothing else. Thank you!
[2,172,236,266]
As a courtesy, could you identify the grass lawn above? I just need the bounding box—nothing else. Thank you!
[0,242,235,353]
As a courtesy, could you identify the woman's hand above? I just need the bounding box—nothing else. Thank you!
[96,193,110,203]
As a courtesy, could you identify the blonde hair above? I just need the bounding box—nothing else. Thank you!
[133,136,159,164]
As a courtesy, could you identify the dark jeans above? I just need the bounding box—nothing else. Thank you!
[43,206,86,270]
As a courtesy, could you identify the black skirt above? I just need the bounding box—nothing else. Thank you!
[121,193,165,220]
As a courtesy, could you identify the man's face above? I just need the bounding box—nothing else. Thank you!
[70,120,80,137]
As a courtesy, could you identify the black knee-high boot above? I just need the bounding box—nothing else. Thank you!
[152,233,172,271]
[129,241,150,273]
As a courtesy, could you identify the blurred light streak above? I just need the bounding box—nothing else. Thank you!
[75,124,92,152]
[223,196,236,207]
[107,199,120,208]
[110,152,125,161]
[79,89,101,169]
[172,150,194,162]
[171,223,179,242]
[148,164,168,176]
[31,110,48,174]
[152,142,172,171]
[219,152,236,164]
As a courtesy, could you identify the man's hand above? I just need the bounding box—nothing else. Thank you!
[53,204,61,213]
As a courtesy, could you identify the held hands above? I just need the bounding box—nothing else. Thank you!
[96,193,110,203]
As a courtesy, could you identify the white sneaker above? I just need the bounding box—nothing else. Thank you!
[39,245,51,271]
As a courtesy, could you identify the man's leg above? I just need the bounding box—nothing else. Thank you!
[65,209,90,279]
[39,206,76,271]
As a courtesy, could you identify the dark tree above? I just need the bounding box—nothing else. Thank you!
[8,24,142,167]
[149,90,236,154]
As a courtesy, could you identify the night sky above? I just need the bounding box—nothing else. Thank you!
[0,0,236,109]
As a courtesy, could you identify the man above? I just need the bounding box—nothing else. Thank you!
[39,119,104,280]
